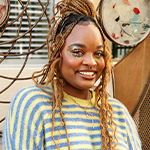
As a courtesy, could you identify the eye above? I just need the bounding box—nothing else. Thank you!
[93,50,104,60]
[71,47,85,59]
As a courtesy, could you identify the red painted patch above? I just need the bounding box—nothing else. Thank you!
[113,3,116,9]
[133,7,140,14]
[123,0,130,6]
[124,40,130,44]
[112,33,119,40]
[120,29,123,37]
[0,5,6,20]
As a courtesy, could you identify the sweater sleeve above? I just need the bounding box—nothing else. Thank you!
[2,86,51,150]
[123,105,142,150]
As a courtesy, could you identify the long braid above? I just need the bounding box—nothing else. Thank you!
[32,0,118,149]
[95,40,118,149]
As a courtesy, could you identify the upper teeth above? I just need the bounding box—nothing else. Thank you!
[79,72,94,76]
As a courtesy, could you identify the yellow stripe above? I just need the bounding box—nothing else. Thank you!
[46,135,93,149]
[4,123,9,150]
[15,89,39,149]
[20,94,50,149]
[28,100,52,149]
[11,87,34,136]
[14,88,50,149]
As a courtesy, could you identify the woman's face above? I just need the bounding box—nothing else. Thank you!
[60,23,105,93]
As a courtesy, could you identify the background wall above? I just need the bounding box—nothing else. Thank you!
[0,65,43,130]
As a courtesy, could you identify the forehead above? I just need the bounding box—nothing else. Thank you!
[65,24,103,47]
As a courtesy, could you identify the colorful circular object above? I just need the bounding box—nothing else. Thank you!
[0,0,9,28]
[98,0,150,46]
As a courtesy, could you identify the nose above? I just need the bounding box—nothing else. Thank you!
[82,53,97,68]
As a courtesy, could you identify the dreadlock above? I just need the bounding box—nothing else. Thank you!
[32,0,118,149]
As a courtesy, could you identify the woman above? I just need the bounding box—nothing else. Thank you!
[2,0,141,149]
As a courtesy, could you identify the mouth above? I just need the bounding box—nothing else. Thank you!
[79,71,95,76]
[78,70,97,80]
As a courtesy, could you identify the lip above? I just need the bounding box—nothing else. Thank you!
[77,70,96,80]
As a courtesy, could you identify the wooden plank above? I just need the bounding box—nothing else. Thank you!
[113,33,150,114]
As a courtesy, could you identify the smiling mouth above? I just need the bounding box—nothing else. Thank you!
[79,72,95,76]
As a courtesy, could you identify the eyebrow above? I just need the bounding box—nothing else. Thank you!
[68,43,86,48]
[68,43,104,49]
[97,45,104,49]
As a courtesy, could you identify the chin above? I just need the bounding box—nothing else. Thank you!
[79,83,95,90]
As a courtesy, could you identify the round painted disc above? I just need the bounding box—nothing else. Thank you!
[100,0,150,46]
[0,0,9,28]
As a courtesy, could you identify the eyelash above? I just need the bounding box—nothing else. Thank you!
[67,48,104,60]
[94,50,104,60]
[71,48,84,59]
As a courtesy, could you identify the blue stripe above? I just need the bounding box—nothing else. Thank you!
[125,118,136,149]
[127,134,133,149]
[91,141,101,146]
[112,110,124,115]
[63,110,99,118]
[6,109,13,150]
[62,103,98,110]
[10,87,28,116]
[45,132,102,142]
[45,125,101,139]
[45,140,100,149]
[24,97,52,149]
[72,149,93,150]
[117,136,128,149]
[18,94,51,149]
[2,122,6,149]
[43,115,100,125]
[114,124,126,130]
[112,117,125,122]
[62,104,127,122]
[11,86,52,117]
[4,116,11,149]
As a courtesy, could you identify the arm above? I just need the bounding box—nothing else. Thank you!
[124,107,142,150]
[2,87,46,150]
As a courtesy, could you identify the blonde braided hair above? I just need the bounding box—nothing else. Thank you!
[32,0,118,149]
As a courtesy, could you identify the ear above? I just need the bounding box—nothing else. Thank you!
[51,43,56,52]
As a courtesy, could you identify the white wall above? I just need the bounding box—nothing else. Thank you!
[0,65,44,131]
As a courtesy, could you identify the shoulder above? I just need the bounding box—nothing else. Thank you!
[107,97,134,124]
[9,85,53,116]
[108,97,141,136]
[3,86,53,149]
[12,85,52,103]
[107,97,130,114]
[108,98,142,149]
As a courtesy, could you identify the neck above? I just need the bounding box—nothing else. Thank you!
[63,86,91,100]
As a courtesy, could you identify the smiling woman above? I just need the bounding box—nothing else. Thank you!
[2,0,142,150]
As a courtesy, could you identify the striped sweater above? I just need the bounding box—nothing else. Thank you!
[2,86,141,150]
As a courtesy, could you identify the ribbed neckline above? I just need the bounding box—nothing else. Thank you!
[63,90,95,107]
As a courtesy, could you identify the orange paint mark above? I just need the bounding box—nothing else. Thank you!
[112,33,119,40]
[113,3,116,9]
[122,0,130,6]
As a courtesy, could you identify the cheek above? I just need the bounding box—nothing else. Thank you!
[97,59,105,73]
[61,51,81,69]
[60,54,77,73]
